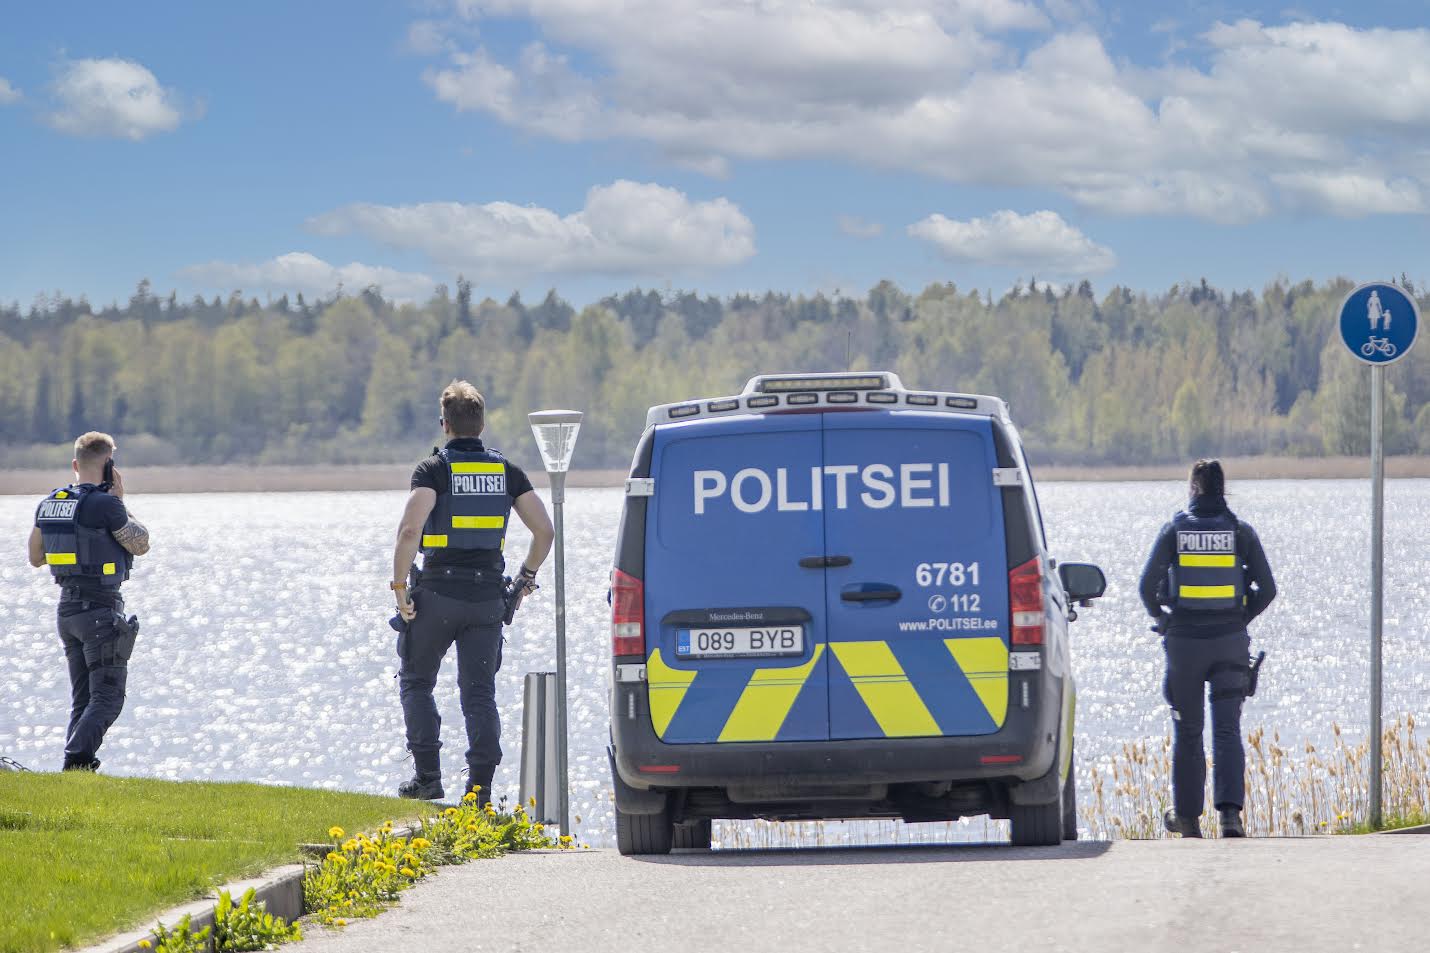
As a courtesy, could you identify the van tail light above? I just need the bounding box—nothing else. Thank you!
[1009,556,1045,646]
[612,569,645,656]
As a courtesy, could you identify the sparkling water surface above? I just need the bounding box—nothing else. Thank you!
[3,481,1428,845]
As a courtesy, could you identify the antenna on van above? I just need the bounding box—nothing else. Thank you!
[845,330,852,371]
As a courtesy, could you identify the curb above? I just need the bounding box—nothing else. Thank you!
[1376,823,1430,835]
[73,865,306,953]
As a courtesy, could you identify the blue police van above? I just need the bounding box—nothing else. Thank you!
[607,372,1107,853]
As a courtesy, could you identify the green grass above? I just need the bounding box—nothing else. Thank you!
[0,773,433,953]
[1339,811,1430,835]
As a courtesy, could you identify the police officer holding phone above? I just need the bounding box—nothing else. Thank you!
[389,381,554,802]
[1139,459,1276,838]
[28,432,149,771]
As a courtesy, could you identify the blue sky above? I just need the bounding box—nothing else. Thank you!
[2,0,1428,309]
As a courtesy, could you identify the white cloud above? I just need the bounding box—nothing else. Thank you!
[908,209,1116,275]
[179,252,436,302]
[1272,171,1425,217]
[838,215,884,239]
[0,77,21,105]
[47,58,185,140]
[405,19,455,55]
[415,9,1430,221]
[307,180,755,279]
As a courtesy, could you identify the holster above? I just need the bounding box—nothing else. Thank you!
[1247,650,1266,698]
[110,612,140,662]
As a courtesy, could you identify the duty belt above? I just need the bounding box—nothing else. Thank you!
[423,566,504,585]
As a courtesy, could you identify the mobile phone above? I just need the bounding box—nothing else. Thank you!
[102,458,115,489]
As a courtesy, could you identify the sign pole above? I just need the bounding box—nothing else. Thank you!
[551,467,570,836]
[1369,363,1384,829]
[1337,282,1417,830]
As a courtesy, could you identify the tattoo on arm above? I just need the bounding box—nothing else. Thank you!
[113,519,150,556]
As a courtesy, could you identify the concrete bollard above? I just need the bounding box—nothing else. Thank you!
[519,672,561,825]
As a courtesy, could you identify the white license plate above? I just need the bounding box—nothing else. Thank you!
[677,626,805,659]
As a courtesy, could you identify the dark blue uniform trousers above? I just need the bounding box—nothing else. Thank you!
[58,597,133,764]
[1163,630,1250,819]
[397,588,505,781]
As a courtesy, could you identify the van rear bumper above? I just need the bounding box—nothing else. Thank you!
[610,668,1064,797]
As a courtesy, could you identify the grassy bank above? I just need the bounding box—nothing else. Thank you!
[0,773,432,953]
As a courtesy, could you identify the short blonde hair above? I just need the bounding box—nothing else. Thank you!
[440,381,486,436]
[74,432,116,469]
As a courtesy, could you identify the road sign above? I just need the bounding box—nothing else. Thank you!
[1338,282,1419,365]
[1336,281,1420,831]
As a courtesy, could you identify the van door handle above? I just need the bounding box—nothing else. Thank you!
[800,555,852,569]
[841,585,901,602]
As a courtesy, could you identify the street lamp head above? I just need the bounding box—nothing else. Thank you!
[529,409,583,473]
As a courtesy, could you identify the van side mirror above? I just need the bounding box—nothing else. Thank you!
[1058,563,1106,607]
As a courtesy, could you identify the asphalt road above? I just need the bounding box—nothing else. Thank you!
[290,836,1429,953]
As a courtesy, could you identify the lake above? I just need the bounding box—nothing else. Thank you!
[3,480,1428,845]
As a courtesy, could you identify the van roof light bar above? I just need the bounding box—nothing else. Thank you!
[646,370,1008,428]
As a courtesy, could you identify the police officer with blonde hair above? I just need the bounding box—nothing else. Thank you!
[28,432,149,771]
[390,381,554,802]
[1140,459,1276,838]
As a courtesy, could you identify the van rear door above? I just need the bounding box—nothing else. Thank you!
[644,414,829,744]
[822,412,1010,740]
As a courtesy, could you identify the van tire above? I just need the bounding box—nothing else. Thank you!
[1010,786,1063,847]
[616,803,674,856]
[1061,749,1078,842]
[673,818,712,850]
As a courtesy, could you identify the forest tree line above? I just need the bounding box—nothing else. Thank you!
[1,275,1427,470]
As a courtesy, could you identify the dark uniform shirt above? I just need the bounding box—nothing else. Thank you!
[56,486,129,611]
[1137,495,1277,638]
[410,438,534,596]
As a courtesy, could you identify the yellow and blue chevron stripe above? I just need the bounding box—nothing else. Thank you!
[645,636,1008,743]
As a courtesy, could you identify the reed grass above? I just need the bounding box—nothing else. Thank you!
[1080,714,1429,839]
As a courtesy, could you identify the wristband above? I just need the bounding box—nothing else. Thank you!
[390,581,408,591]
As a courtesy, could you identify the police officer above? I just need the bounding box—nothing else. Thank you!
[1139,459,1276,838]
[390,381,554,802]
[27,432,150,771]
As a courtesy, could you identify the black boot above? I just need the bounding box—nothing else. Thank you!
[400,750,443,800]
[466,763,496,806]
[1219,807,1245,838]
[1163,809,1203,838]
[398,774,445,800]
[62,756,100,772]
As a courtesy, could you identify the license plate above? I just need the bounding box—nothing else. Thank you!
[677,626,805,659]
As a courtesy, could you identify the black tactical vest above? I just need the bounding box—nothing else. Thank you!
[421,447,512,554]
[35,484,132,589]
[1169,508,1244,613]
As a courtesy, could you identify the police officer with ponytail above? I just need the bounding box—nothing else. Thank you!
[1140,459,1276,838]
[28,432,149,771]
[390,381,554,802]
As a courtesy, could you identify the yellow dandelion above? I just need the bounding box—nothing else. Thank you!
[529,795,537,806]
[560,834,574,844]
[335,919,348,927]
[400,866,416,877]
[328,826,345,839]
[444,807,459,816]
[463,791,479,803]
[139,942,152,950]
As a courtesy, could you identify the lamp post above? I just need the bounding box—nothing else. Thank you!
[528,409,582,835]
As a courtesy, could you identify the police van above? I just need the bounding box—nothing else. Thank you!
[607,372,1106,853]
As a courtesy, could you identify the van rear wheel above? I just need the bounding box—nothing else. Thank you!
[616,803,674,856]
[1061,749,1078,842]
[673,817,712,850]
[1010,797,1062,847]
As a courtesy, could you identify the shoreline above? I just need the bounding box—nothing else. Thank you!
[1,456,1426,496]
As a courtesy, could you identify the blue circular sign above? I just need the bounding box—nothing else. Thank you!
[1339,282,1420,365]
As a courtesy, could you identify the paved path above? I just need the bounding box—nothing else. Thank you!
[290,837,1429,953]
